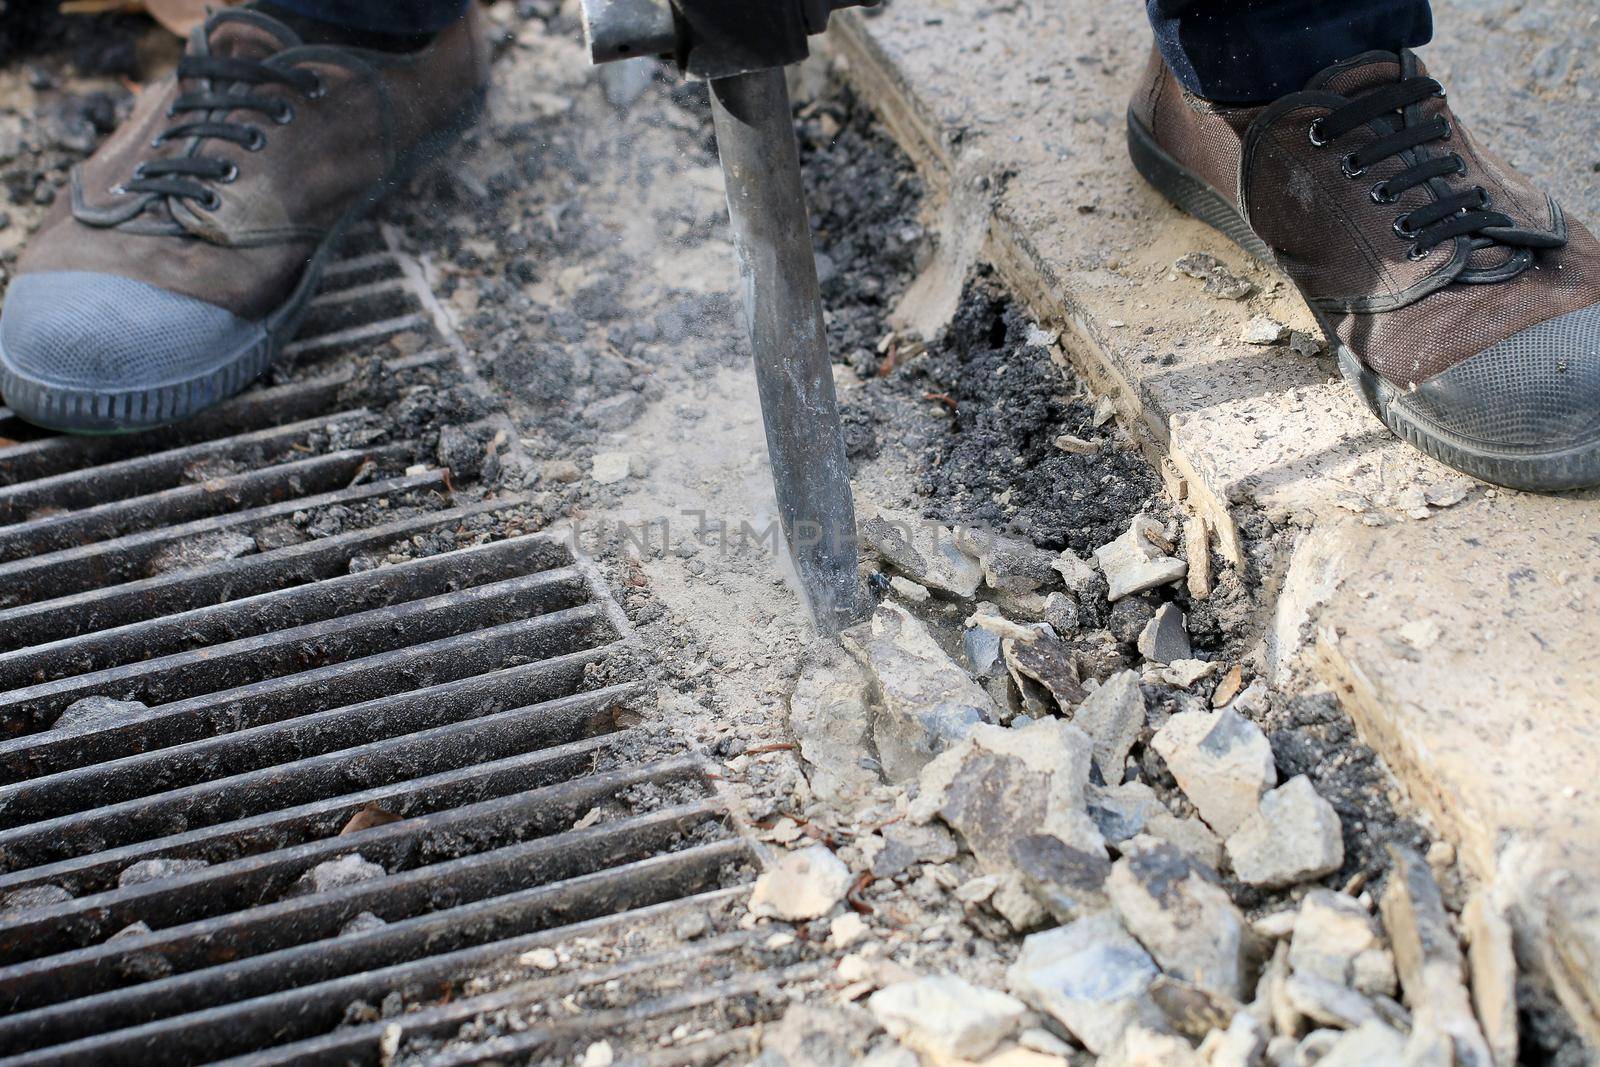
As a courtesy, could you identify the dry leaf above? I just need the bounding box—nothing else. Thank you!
[339,806,402,835]
[60,0,241,37]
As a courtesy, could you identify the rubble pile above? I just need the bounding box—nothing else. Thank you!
[758,499,1519,1066]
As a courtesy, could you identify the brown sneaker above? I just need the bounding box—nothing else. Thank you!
[0,5,489,433]
[1127,46,1600,492]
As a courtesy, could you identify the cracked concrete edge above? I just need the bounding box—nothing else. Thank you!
[825,10,1600,1047]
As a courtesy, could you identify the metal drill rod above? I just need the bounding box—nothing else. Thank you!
[708,68,863,636]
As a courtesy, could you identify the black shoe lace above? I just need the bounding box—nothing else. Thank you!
[1307,75,1535,266]
[115,54,324,210]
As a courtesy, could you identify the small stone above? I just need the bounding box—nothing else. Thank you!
[868,976,1026,1060]
[1287,330,1326,358]
[147,530,255,575]
[591,451,635,484]
[581,1040,614,1067]
[1095,516,1187,601]
[829,912,869,949]
[673,911,712,941]
[108,920,154,942]
[1160,658,1221,689]
[1108,838,1253,1000]
[1073,669,1145,785]
[1041,592,1081,636]
[118,857,210,888]
[1184,517,1213,600]
[870,820,958,878]
[964,624,1004,676]
[1397,619,1441,651]
[53,695,154,732]
[1148,975,1241,1039]
[1093,396,1117,427]
[1175,252,1255,300]
[1241,315,1288,345]
[1285,972,1379,1029]
[1379,846,1493,1067]
[341,911,388,936]
[1225,775,1344,888]
[581,392,646,431]
[1018,1027,1075,1057]
[541,459,583,483]
[1137,603,1191,663]
[992,873,1052,933]
[843,603,999,782]
[1211,665,1245,708]
[858,503,984,597]
[1008,911,1159,1054]
[1289,890,1392,995]
[888,576,929,603]
[1152,709,1277,837]
[288,854,385,897]
[520,947,561,970]
[1054,434,1098,455]
[2,884,73,911]
[748,845,851,921]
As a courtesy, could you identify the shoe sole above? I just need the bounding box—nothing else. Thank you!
[1126,107,1600,493]
[0,90,486,436]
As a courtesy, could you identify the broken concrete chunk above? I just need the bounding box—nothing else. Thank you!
[1050,548,1103,601]
[1290,890,1396,998]
[1159,658,1222,690]
[867,976,1026,1060]
[1073,669,1145,785]
[912,718,1107,876]
[1137,603,1191,664]
[1152,709,1277,837]
[1284,972,1379,1029]
[858,503,984,597]
[1225,775,1344,889]
[1107,838,1253,1001]
[843,603,999,783]
[1007,911,1159,1055]
[1379,846,1493,1067]
[963,623,1004,677]
[1101,1024,1208,1067]
[1148,974,1240,1039]
[1003,632,1086,710]
[1197,1011,1268,1067]
[53,695,152,732]
[787,648,880,806]
[749,845,851,921]
[1287,330,1326,358]
[1315,1020,1407,1067]
[955,527,1058,596]
[118,857,210,888]
[1087,782,1223,870]
[288,854,385,897]
[1241,315,1288,345]
[1009,833,1112,924]
[590,451,639,484]
[1095,516,1188,601]
[1463,890,1519,1067]
[992,872,1052,933]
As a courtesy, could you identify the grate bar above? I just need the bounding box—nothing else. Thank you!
[0,410,371,524]
[0,755,710,965]
[284,313,429,359]
[0,705,643,894]
[0,799,727,1032]
[0,378,352,487]
[0,565,587,726]
[0,445,412,564]
[0,610,615,802]
[0,841,751,1067]
[0,470,448,604]
[0,497,529,651]
[0,532,574,688]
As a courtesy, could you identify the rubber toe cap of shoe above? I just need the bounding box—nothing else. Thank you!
[0,271,265,430]
[1399,302,1600,455]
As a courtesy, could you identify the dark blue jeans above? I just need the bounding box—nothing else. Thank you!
[1149,0,1434,102]
[286,0,1435,102]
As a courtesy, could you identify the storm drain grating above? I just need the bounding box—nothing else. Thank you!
[0,229,765,1066]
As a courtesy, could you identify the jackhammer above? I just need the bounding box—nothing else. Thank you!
[577,0,879,637]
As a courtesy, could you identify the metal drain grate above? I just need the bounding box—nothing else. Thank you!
[0,231,765,1066]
